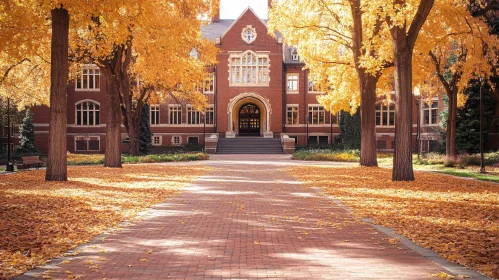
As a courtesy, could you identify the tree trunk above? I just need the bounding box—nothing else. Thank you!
[351,0,378,167]
[359,75,378,166]
[446,90,457,157]
[127,119,140,156]
[388,0,433,181]
[45,8,69,181]
[103,71,122,167]
[391,28,415,181]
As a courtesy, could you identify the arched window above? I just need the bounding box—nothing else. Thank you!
[76,100,100,126]
[229,51,269,86]
[375,102,395,126]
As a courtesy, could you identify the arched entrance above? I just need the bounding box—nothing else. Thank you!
[226,92,273,138]
[238,103,260,136]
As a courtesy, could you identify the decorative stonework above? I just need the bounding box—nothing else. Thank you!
[226,92,273,137]
[241,25,257,44]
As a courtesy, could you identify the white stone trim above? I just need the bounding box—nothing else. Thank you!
[227,92,273,135]
[74,135,100,152]
[152,135,162,146]
[171,135,182,146]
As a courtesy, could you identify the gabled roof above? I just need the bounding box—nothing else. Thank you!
[201,19,235,41]
[201,7,281,42]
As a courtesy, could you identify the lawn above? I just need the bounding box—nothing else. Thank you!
[292,149,499,182]
[67,152,208,165]
[0,164,207,278]
[289,166,499,278]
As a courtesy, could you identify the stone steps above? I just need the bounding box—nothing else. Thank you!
[216,137,283,154]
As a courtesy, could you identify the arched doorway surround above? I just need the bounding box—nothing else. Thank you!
[226,92,273,138]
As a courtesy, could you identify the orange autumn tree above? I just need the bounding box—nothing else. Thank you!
[268,0,393,167]
[0,2,99,181]
[0,2,50,108]
[374,0,435,181]
[73,0,219,159]
[414,0,499,158]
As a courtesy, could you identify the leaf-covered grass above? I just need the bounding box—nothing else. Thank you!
[292,149,393,163]
[414,165,499,183]
[289,166,499,278]
[292,149,499,182]
[0,165,207,278]
[292,149,360,162]
[67,152,208,165]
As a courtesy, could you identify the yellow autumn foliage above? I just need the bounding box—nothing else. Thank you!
[0,165,206,278]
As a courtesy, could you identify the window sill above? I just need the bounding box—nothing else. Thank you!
[73,125,102,127]
[287,91,299,94]
[229,84,270,87]
[75,89,101,92]
[308,91,325,94]
[376,125,395,128]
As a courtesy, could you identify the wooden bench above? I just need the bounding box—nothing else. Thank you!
[17,156,43,170]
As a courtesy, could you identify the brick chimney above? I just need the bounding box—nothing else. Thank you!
[268,0,272,8]
[212,7,220,22]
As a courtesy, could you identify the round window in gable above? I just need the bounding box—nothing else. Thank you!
[241,25,257,44]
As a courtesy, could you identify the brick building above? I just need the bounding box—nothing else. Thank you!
[29,5,497,154]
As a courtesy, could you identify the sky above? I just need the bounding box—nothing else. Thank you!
[220,0,268,19]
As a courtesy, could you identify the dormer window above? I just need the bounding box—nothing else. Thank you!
[291,49,299,61]
[241,25,257,44]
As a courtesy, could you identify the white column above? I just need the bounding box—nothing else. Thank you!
[263,105,273,138]
[226,107,236,138]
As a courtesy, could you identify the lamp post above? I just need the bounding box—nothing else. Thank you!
[479,77,486,173]
[330,112,333,146]
[414,86,421,160]
[306,115,309,147]
[6,98,14,172]
[203,112,206,149]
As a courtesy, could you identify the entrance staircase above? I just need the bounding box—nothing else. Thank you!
[216,137,283,154]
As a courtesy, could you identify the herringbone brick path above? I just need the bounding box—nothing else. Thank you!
[19,156,451,279]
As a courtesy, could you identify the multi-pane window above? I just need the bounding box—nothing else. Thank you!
[229,51,269,86]
[204,73,215,93]
[376,103,395,126]
[286,106,299,125]
[331,112,340,124]
[169,105,182,125]
[76,101,100,126]
[241,26,257,44]
[423,101,438,125]
[308,80,323,93]
[188,137,199,145]
[150,105,160,125]
[76,66,100,90]
[287,74,298,93]
[172,136,181,145]
[187,107,201,125]
[75,136,100,151]
[205,107,214,125]
[152,136,161,146]
[308,136,329,145]
[308,106,325,125]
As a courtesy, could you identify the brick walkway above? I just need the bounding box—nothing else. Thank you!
[19,155,456,279]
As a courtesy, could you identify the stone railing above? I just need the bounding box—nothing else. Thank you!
[205,134,219,154]
[281,135,296,154]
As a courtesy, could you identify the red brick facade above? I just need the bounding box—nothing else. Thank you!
[31,7,495,154]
